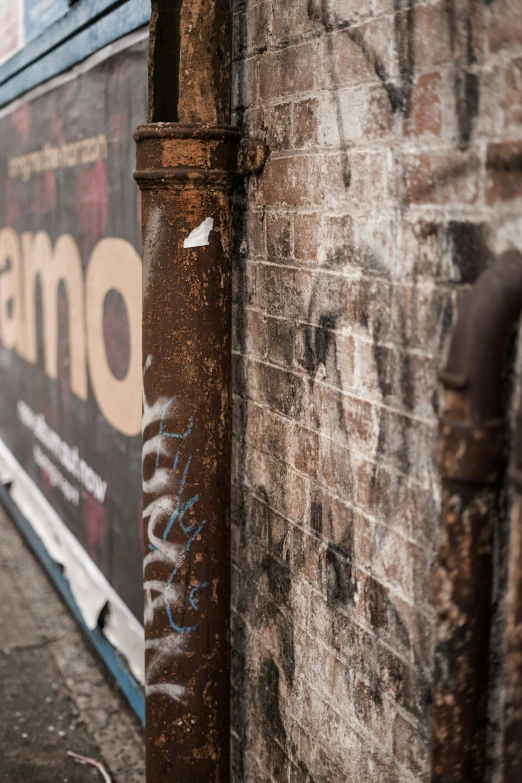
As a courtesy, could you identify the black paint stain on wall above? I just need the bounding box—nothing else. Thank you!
[258,658,287,739]
[304,291,349,438]
[258,657,319,783]
[394,0,416,116]
[448,221,492,283]
[259,484,296,687]
[444,0,481,148]
[311,498,323,535]
[325,543,358,607]
[304,313,339,378]
[262,552,292,608]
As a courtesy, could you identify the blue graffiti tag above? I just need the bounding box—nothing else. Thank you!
[150,397,208,634]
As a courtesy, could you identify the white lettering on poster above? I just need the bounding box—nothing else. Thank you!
[8,135,108,182]
[18,400,108,504]
[33,444,80,507]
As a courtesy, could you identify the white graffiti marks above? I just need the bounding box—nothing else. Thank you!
[142,356,208,700]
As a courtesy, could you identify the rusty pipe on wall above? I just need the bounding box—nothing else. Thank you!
[506,428,522,782]
[135,2,238,781]
[503,341,522,781]
[432,250,522,783]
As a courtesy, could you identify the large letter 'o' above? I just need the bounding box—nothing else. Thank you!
[86,238,142,437]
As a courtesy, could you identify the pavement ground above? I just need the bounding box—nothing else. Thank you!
[0,504,145,782]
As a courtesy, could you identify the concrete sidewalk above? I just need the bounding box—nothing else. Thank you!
[0,505,145,782]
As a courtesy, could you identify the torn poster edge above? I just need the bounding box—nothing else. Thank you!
[0,437,144,685]
[183,217,214,248]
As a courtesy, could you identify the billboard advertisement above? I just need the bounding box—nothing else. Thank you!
[0,33,147,629]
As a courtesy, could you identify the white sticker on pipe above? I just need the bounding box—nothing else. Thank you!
[183,217,214,248]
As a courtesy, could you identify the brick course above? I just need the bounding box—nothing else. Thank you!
[231,0,522,780]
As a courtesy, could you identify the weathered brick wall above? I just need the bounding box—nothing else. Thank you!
[230,1,522,781]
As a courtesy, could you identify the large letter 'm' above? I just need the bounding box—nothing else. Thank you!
[21,231,87,401]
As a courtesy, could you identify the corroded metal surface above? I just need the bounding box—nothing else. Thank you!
[432,478,496,782]
[505,415,522,782]
[432,251,522,782]
[148,0,231,125]
[135,123,239,783]
[439,419,505,485]
[433,387,498,782]
[505,491,522,782]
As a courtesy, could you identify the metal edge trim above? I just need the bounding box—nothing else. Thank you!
[133,123,241,142]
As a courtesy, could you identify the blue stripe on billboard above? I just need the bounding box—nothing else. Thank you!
[0,0,150,106]
[24,0,69,44]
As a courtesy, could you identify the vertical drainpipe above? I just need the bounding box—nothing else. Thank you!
[134,2,239,781]
[432,251,522,782]
[505,429,522,782]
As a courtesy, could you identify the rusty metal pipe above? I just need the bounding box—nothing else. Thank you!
[135,3,238,782]
[432,250,522,783]
[504,375,522,780]
[505,481,522,782]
